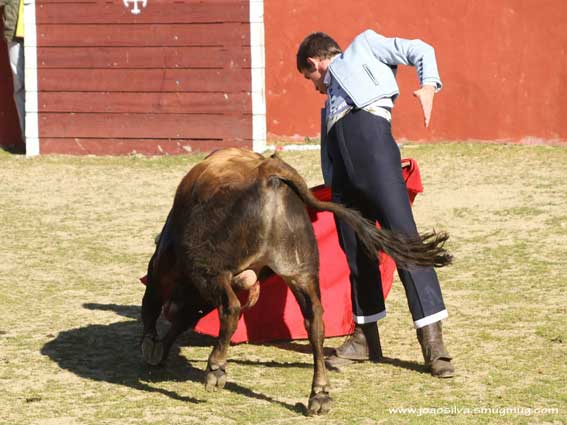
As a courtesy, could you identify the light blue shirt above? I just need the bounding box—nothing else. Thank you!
[328,29,442,108]
[320,29,443,185]
[324,60,394,133]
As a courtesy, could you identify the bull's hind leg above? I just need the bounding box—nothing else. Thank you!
[285,274,332,416]
[205,272,241,392]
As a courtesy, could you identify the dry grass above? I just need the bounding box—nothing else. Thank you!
[0,143,565,425]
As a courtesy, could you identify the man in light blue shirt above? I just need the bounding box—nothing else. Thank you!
[297,30,454,378]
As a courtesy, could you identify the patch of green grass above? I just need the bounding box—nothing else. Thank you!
[535,322,567,345]
[493,207,547,217]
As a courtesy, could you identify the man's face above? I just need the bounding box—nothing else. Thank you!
[302,58,328,94]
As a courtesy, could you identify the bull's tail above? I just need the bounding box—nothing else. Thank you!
[259,153,452,269]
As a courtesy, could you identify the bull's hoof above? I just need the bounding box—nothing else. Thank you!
[141,334,164,366]
[204,365,227,392]
[307,388,332,416]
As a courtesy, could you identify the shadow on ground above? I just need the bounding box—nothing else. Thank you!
[41,303,307,413]
[42,303,427,414]
[267,340,428,374]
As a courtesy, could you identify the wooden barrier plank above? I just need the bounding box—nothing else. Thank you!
[37,46,250,69]
[39,113,252,139]
[38,69,251,92]
[36,23,250,47]
[38,92,252,114]
[39,137,252,155]
[32,0,255,154]
[36,2,248,24]
[37,0,247,3]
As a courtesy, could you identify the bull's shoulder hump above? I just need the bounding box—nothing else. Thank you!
[177,148,263,194]
[201,149,263,184]
[177,148,268,203]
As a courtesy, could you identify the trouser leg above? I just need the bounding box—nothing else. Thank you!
[8,39,25,139]
[329,110,447,328]
[328,125,386,324]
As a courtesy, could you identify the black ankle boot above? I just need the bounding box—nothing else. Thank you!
[416,321,454,378]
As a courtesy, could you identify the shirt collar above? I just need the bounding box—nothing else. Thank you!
[323,54,339,87]
[323,69,332,87]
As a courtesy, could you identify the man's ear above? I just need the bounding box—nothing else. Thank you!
[306,57,318,72]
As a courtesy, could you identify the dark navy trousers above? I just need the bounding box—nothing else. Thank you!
[326,109,447,328]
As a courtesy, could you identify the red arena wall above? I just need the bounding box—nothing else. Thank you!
[2,1,566,153]
[264,0,567,145]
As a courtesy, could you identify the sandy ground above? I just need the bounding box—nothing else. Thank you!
[0,144,565,425]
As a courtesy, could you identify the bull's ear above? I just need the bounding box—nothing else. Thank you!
[270,151,281,160]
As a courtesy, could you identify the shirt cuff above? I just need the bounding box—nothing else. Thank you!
[422,79,442,92]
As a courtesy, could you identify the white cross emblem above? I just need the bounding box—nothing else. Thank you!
[123,0,147,15]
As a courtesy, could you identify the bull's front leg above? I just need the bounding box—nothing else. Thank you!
[142,300,199,366]
[142,280,212,366]
[205,273,241,392]
[141,270,165,366]
[287,274,332,416]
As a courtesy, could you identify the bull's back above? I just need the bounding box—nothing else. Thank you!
[174,148,264,206]
[170,149,276,273]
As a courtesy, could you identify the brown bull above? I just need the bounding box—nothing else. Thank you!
[141,147,452,415]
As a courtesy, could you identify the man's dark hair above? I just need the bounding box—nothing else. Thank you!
[296,32,342,72]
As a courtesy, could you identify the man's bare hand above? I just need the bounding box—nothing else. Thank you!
[413,85,436,128]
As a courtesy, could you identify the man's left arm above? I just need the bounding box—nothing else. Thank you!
[363,29,443,91]
[362,29,442,127]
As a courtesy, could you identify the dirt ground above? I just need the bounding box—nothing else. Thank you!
[0,143,565,425]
